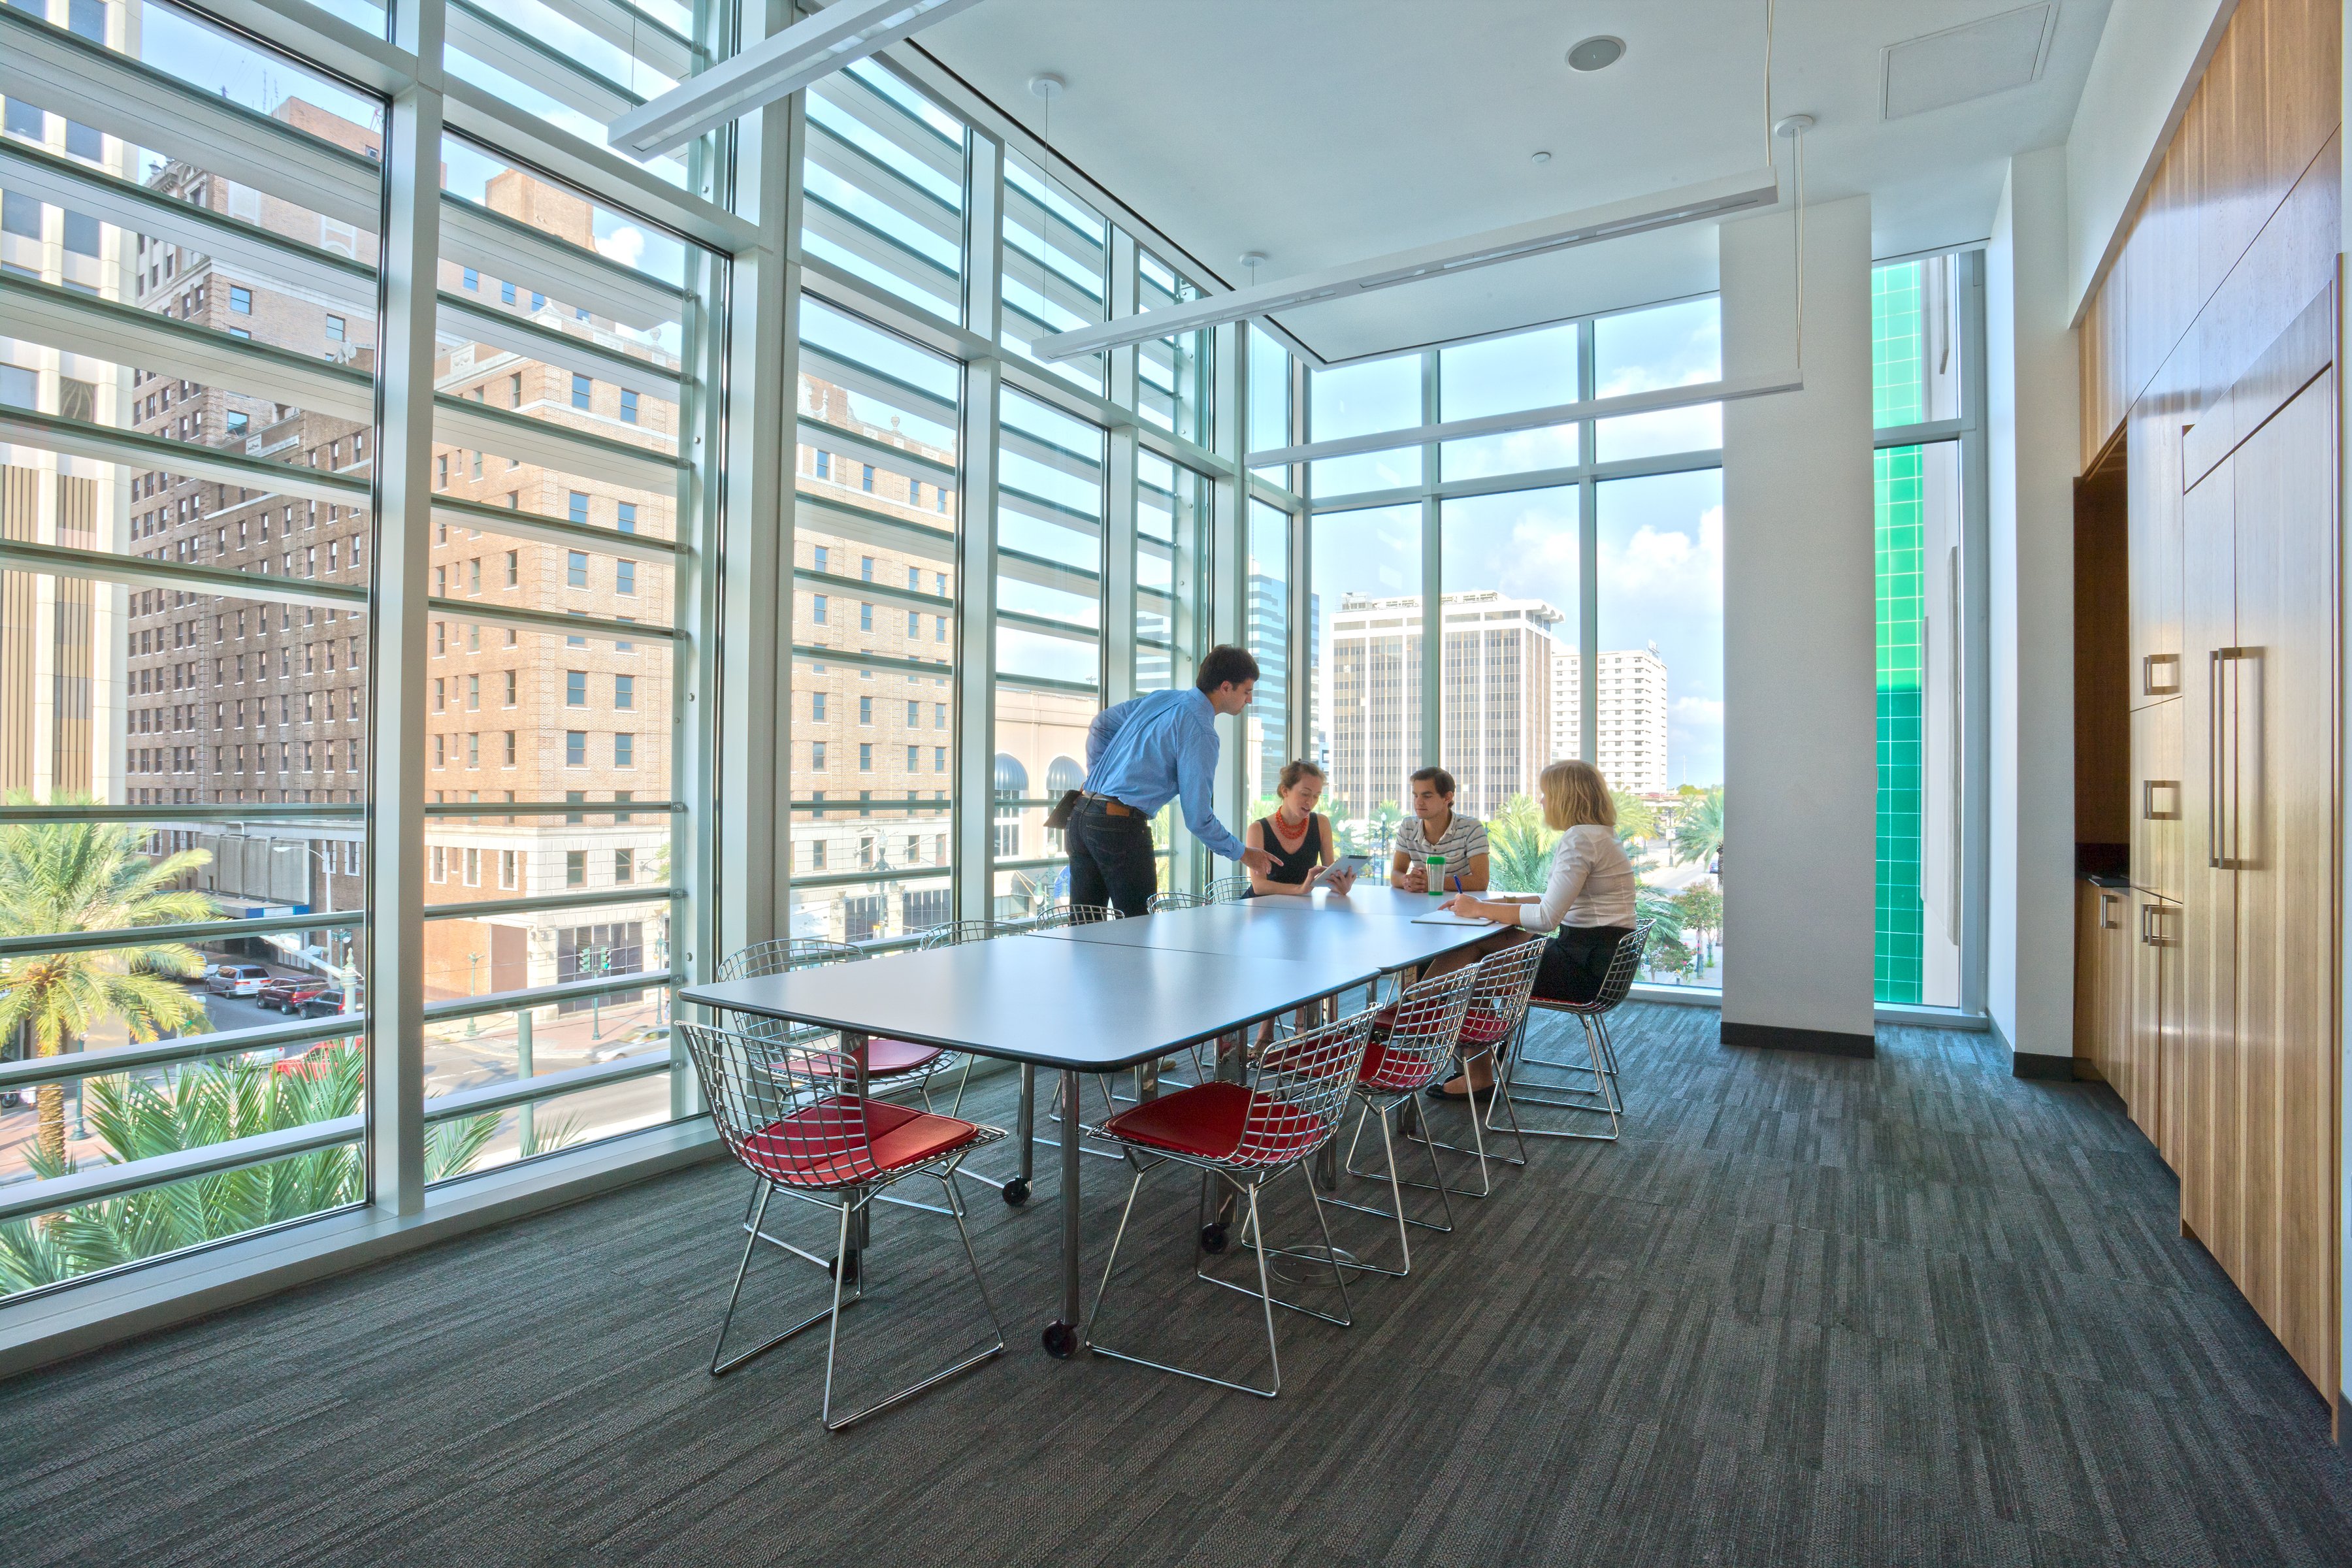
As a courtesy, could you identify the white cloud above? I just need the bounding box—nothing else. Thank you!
[1599,503,1723,607]
[597,224,648,270]
[1673,696,1725,726]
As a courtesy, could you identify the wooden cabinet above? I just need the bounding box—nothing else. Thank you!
[2129,700,2182,904]
[2131,889,2182,1161]
[2126,399,2184,708]
[2075,881,2132,1091]
[2172,306,2339,1400]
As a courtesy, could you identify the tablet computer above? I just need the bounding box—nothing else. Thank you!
[1322,853,1371,879]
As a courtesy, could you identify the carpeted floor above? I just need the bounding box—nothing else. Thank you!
[2,1005,2349,1567]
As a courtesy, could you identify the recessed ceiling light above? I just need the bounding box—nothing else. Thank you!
[1530,150,1553,165]
[1567,35,1625,72]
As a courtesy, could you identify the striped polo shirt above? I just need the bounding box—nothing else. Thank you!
[1396,809,1489,887]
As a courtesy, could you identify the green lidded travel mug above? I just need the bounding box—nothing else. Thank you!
[1426,855,1446,896]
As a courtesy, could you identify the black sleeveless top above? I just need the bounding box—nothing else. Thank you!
[1253,812,1326,885]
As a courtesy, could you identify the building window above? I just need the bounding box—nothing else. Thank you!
[613,674,634,710]
[616,502,636,534]
[858,742,872,772]
[811,692,826,722]
[504,550,518,587]
[566,551,588,588]
[619,389,638,424]
[570,373,591,410]
[614,733,634,768]
[615,560,636,596]
[568,491,589,525]
[325,314,346,341]
[503,669,517,706]
[499,850,518,889]
[613,849,634,885]
[229,285,252,313]
[565,730,586,767]
[858,696,872,725]
[503,730,516,766]
[566,670,587,706]
[811,741,826,770]
[565,851,586,887]
[859,603,874,632]
[862,465,875,493]
[463,267,479,289]
[811,594,827,623]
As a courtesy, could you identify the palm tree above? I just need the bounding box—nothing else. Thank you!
[1610,790,1659,848]
[0,798,218,1165]
[1486,794,1554,894]
[0,1043,502,1293]
[1367,803,1404,863]
[1671,786,1725,869]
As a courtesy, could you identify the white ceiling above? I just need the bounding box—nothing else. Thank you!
[915,0,2113,363]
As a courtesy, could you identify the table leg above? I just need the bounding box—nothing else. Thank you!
[845,1030,870,1280]
[1043,1067,1084,1359]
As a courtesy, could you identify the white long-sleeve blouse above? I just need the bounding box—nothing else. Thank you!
[1512,824,1639,932]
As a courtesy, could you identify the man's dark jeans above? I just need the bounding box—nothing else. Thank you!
[1066,799,1157,918]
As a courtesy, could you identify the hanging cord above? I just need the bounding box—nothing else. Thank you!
[1793,118,1805,374]
[1763,0,1774,167]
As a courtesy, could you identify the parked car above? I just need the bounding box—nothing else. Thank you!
[184,961,229,987]
[299,987,362,1019]
[272,1042,339,1079]
[257,977,331,1013]
[206,964,274,997]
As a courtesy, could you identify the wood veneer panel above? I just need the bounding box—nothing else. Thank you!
[2178,455,2238,1272]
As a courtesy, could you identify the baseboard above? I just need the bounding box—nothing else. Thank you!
[2010,1051,2076,1081]
[1720,1021,1876,1058]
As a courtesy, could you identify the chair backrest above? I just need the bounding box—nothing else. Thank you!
[1032,902,1120,929]
[918,918,1002,950]
[1593,921,1653,1010]
[1237,1011,1373,1166]
[1145,890,1205,913]
[1372,968,1480,1089]
[1204,875,1251,904]
[710,939,859,1045]
[677,1021,883,1188]
[713,936,858,983]
[1467,937,1548,1042]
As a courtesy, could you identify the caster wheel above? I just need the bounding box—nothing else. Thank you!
[1002,1177,1031,1207]
[1200,1222,1228,1254]
[1041,1320,1077,1358]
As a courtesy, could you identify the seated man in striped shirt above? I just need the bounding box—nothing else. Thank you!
[1388,766,1491,894]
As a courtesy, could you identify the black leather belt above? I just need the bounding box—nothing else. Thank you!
[1081,792,1137,817]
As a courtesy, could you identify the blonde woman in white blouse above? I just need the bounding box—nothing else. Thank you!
[1433,759,1637,1099]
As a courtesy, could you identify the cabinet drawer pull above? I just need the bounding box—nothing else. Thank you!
[2099,890,2121,929]
[2142,779,2178,821]
[2139,902,2178,947]
[2143,651,2180,696]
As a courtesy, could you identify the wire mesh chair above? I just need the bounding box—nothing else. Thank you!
[1146,890,1207,912]
[1203,875,1252,904]
[1321,968,1478,1275]
[1403,936,1544,1197]
[1030,902,1122,928]
[1497,921,1652,1142]
[676,1021,1008,1431]
[1079,1008,1373,1397]
[709,938,963,1226]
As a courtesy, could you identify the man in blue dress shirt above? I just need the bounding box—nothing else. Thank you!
[1072,645,1275,916]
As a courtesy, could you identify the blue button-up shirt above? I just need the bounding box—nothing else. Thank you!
[1083,688,1245,860]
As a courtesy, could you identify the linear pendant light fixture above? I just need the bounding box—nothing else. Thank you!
[609,0,988,158]
[1032,166,1780,363]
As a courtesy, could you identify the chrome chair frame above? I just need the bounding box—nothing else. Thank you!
[1499,921,1652,1142]
[1145,890,1207,912]
[1203,874,1252,904]
[1079,1009,1373,1398]
[1402,937,1543,1198]
[678,1021,1008,1431]
[1322,968,1478,1276]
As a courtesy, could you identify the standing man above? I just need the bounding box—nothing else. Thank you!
[1070,645,1276,917]
[1390,766,1491,893]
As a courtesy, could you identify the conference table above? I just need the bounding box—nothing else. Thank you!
[678,887,1505,1358]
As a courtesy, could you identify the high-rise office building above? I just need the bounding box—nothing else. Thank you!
[1327,589,1563,821]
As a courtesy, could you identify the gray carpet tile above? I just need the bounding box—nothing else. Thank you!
[2,1005,2349,1567]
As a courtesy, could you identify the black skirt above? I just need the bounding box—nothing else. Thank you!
[1532,924,1635,1006]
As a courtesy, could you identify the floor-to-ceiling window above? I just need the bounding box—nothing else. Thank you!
[1299,295,1725,989]
[1871,253,1972,1008]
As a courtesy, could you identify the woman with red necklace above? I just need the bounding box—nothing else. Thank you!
[1244,759,1356,898]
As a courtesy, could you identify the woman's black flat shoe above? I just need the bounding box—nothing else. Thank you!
[1428,1079,1492,1103]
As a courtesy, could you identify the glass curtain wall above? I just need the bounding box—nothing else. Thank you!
[0,0,728,1302]
[1871,255,1967,1007]
[1304,297,1725,988]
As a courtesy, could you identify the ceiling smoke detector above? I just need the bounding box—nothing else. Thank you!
[1567,35,1624,73]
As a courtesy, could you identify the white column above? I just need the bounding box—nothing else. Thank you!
[1985,147,2080,1070]
[1718,193,1877,1054]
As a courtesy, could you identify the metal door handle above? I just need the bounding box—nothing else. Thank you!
[2143,651,2180,696]
[2099,890,2121,930]
[2142,779,2178,821]
[2207,649,2223,867]
[2140,901,2177,947]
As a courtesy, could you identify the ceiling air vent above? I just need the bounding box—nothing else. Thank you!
[1882,3,2055,120]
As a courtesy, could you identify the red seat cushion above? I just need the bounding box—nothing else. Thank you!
[863,1037,947,1076]
[1460,1009,1509,1046]
[739,1095,979,1188]
[1357,1036,1445,1091]
[1098,1081,1325,1168]
[1370,1002,1400,1031]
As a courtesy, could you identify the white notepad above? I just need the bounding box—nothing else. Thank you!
[1409,909,1495,926]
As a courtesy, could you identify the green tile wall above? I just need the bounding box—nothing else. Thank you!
[1872,264,1925,1004]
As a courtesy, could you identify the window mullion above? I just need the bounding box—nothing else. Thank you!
[1103,230,1139,707]
[368,0,449,1220]
[953,134,1004,922]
